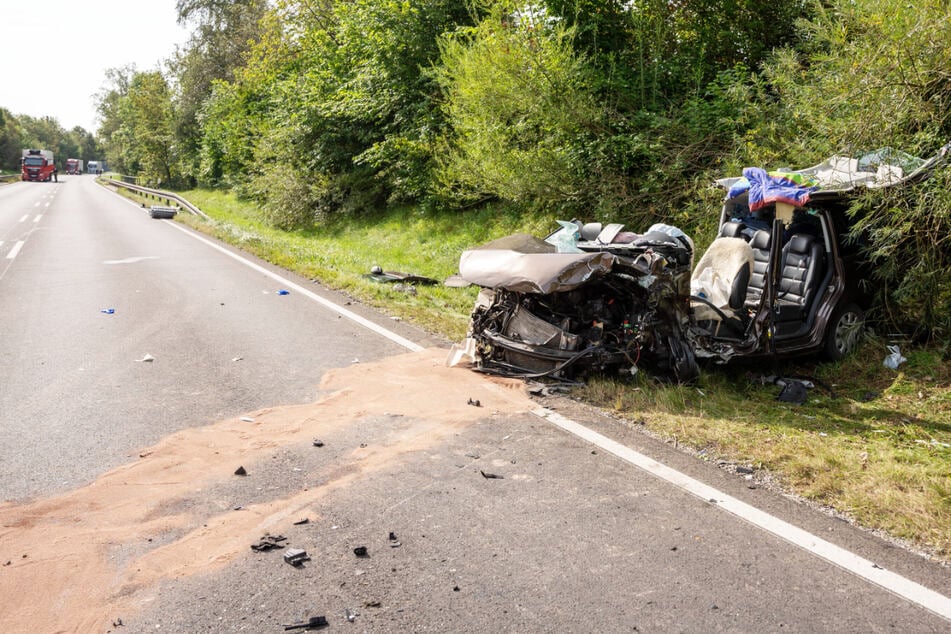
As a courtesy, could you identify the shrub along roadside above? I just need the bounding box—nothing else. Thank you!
[125,184,950,562]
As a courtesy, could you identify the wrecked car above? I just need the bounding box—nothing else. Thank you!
[453,143,950,382]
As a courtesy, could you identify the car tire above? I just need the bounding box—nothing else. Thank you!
[824,302,865,361]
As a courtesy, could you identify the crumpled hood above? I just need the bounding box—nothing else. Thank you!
[458,233,616,294]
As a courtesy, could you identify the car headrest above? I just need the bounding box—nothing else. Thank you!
[580,222,602,241]
[787,234,815,254]
[750,230,771,250]
[719,222,745,238]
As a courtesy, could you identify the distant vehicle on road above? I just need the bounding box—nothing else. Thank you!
[87,160,102,175]
[66,158,84,175]
[21,149,56,182]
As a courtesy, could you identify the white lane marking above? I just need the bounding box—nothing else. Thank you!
[19,214,28,222]
[34,215,42,223]
[103,256,159,265]
[6,241,24,260]
[44,201,50,207]
[161,220,424,352]
[533,407,951,622]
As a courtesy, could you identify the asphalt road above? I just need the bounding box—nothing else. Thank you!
[0,176,438,501]
[0,176,948,632]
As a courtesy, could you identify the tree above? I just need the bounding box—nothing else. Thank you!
[170,0,269,184]
[436,3,600,209]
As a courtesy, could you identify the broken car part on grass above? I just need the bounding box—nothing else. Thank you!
[450,143,950,383]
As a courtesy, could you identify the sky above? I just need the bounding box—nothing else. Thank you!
[0,0,192,132]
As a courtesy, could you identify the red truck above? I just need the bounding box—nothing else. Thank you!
[21,149,57,182]
[66,158,83,175]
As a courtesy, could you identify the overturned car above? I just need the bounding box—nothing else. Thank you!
[453,143,950,382]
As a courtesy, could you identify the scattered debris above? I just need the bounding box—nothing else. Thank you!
[283,548,310,566]
[364,600,382,608]
[232,356,243,362]
[293,518,310,526]
[312,439,325,447]
[480,470,503,479]
[278,289,290,296]
[883,345,907,370]
[353,546,369,558]
[100,308,115,315]
[112,617,124,627]
[282,616,329,631]
[136,354,155,363]
[345,608,358,623]
[467,398,482,407]
[149,205,178,219]
[777,380,809,404]
[240,416,255,423]
[234,466,247,476]
[364,267,439,285]
[735,466,754,475]
[388,532,401,548]
[251,534,287,552]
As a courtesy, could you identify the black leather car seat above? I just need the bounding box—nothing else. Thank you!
[776,234,825,320]
[745,229,772,306]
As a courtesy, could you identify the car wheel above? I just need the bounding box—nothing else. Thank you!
[824,302,865,361]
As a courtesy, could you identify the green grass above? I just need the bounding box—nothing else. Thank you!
[579,345,951,559]
[118,184,950,561]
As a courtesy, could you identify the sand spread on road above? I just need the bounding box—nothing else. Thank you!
[0,348,533,633]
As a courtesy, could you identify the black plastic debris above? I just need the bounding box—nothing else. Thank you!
[284,548,310,566]
[480,470,503,479]
[312,439,325,447]
[293,518,310,526]
[388,532,401,548]
[735,466,754,475]
[283,616,329,631]
[353,546,369,558]
[250,534,287,552]
[363,268,439,285]
[149,205,178,219]
[777,380,809,404]
[234,466,247,476]
[467,398,482,407]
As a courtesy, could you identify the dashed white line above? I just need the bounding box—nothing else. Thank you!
[533,407,951,622]
[19,214,28,223]
[6,241,24,260]
[34,215,42,223]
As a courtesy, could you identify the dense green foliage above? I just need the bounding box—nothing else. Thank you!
[0,108,100,172]
[77,1,951,343]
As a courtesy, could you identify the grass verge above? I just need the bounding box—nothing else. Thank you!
[117,183,950,562]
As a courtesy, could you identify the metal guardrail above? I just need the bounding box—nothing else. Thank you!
[0,173,20,183]
[103,177,210,221]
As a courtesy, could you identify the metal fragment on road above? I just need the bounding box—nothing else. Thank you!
[282,615,329,630]
[283,548,310,566]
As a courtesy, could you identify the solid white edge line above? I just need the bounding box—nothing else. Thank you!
[159,219,425,352]
[6,241,24,260]
[533,407,951,622]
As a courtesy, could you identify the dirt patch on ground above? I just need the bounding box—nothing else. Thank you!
[0,349,532,633]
